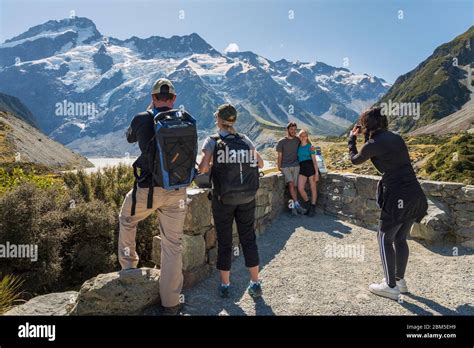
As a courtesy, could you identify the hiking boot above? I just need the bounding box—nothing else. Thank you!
[161,303,183,316]
[247,281,263,298]
[218,283,231,298]
[291,207,298,215]
[369,281,400,300]
[307,204,316,217]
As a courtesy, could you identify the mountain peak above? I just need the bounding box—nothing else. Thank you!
[118,31,220,59]
[4,16,101,45]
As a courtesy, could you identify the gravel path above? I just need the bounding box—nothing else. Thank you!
[181,211,473,316]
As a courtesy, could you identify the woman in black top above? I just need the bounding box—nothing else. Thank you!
[349,107,427,300]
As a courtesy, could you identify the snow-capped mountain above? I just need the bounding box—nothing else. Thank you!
[0,17,390,156]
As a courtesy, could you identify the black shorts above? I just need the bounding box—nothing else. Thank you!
[299,160,315,177]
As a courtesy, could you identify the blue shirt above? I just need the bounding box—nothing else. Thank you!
[297,143,315,162]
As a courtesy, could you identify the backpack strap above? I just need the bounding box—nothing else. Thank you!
[131,162,139,216]
[130,111,155,216]
[146,110,156,211]
[210,133,220,142]
[131,160,154,216]
[153,108,180,122]
[206,134,221,201]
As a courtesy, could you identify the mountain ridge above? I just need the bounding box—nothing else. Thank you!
[0,16,390,156]
[377,26,473,133]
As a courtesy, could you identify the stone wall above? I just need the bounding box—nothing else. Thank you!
[317,173,474,248]
[152,172,287,288]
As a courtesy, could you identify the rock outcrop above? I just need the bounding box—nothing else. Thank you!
[5,291,78,316]
[71,268,160,315]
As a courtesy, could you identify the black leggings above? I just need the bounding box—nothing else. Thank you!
[212,197,259,271]
[377,219,415,287]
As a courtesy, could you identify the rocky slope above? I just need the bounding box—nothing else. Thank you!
[378,26,473,132]
[0,94,91,168]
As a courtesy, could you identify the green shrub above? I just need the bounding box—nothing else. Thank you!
[0,164,169,296]
[423,133,474,184]
[60,200,117,287]
[62,164,134,210]
[60,165,156,270]
[0,184,70,294]
[75,170,92,203]
[0,166,59,195]
[0,275,24,314]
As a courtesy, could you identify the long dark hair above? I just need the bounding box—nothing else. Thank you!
[359,107,388,139]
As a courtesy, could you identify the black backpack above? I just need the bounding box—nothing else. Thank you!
[149,108,197,189]
[210,133,259,205]
[131,108,197,215]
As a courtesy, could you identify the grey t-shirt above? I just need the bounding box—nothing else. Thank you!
[202,129,255,154]
[276,137,300,168]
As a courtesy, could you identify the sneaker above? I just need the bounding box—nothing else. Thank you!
[247,281,263,298]
[219,284,231,298]
[161,303,183,316]
[383,278,408,293]
[295,202,307,215]
[291,207,298,215]
[369,281,400,300]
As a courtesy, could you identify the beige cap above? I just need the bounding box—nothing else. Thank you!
[151,78,176,95]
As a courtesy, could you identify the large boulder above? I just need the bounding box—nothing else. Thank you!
[5,291,78,316]
[410,199,454,243]
[71,268,160,315]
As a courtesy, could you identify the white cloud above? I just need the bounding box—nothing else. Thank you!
[224,43,240,54]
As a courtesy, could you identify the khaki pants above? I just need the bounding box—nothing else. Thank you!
[118,186,187,307]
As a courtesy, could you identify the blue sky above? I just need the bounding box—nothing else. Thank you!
[0,0,472,83]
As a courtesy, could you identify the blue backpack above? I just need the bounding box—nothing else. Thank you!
[131,108,198,215]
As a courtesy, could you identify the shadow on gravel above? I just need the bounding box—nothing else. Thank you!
[181,212,357,315]
[414,241,474,257]
[399,293,474,315]
[181,212,301,315]
[285,212,354,239]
